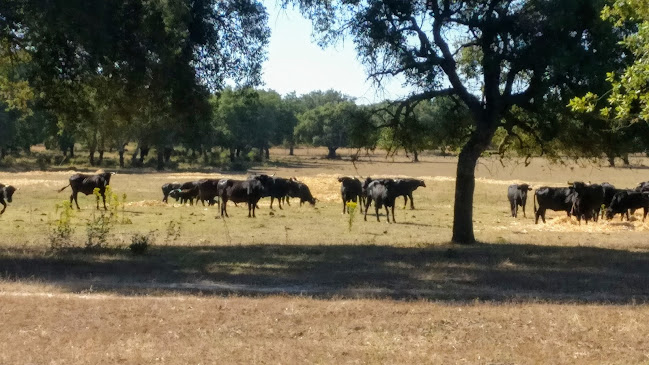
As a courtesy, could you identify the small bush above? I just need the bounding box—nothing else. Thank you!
[129,233,152,255]
[49,200,75,250]
[346,202,358,232]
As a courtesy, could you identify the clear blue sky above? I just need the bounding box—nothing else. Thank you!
[261,1,413,104]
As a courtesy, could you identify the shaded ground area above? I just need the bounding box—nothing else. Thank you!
[2,242,649,303]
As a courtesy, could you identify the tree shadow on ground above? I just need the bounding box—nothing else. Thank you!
[2,242,649,303]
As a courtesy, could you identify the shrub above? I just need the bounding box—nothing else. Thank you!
[129,233,152,255]
[49,200,75,250]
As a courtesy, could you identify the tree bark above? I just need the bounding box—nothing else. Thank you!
[327,146,337,159]
[0,148,6,159]
[413,150,419,162]
[289,144,294,156]
[164,147,172,163]
[118,148,125,168]
[451,122,496,244]
[140,146,150,165]
[89,150,95,166]
[265,146,270,160]
[98,150,104,165]
[69,145,74,158]
[607,154,615,167]
[622,154,630,166]
[156,150,164,171]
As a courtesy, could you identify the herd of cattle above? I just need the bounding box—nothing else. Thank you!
[1,172,649,226]
[508,181,649,224]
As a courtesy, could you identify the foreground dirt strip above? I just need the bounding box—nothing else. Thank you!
[2,291,649,364]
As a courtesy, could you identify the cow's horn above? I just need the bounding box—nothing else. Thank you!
[567,181,573,185]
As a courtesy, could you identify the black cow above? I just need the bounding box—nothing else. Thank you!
[219,175,269,218]
[254,175,293,210]
[162,182,182,203]
[533,187,576,224]
[635,181,649,193]
[173,181,200,205]
[363,179,397,223]
[605,191,649,221]
[287,178,316,206]
[570,182,605,223]
[58,172,115,210]
[601,182,617,218]
[338,177,364,214]
[392,178,426,210]
[507,184,532,218]
[0,183,17,214]
[197,179,221,206]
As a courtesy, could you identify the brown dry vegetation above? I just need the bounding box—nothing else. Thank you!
[1,149,649,363]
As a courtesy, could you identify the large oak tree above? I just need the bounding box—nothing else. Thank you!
[290,0,613,243]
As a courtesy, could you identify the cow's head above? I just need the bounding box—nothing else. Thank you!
[518,184,532,192]
[169,189,182,199]
[419,179,426,188]
[3,185,16,203]
[99,172,115,186]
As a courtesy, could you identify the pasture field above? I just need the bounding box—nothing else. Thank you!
[2,149,649,363]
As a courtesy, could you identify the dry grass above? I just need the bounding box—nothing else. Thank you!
[2,151,649,363]
[2,293,649,364]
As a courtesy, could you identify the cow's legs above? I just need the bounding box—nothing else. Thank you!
[270,197,275,210]
[285,197,291,206]
[403,196,408,209]
[510,201,517,218]
[342,197,347,214]
[72,192,81,210]
[522,203,526,218]
[363,197,372,221]
[385,205,390,223]
[391,205,395,223]
[102,193,107,210]
[278,196,283,210]
[0,200,6,214]
[375,203,380,222]
[409,193,415,210]
[359,196,363,213]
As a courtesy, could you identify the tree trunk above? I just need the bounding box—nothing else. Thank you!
[607,154,615,167]
[118,148,125,168]
[98,150,104,165]
[230,148,235,162]
[0,148,6,159]
[265,147,270,160]
[139,146,150,165]
[413,150,419,162]
[164,147,172,163]
[451,123,496,244]
[131,145,139,166]
[89,150,95,166]
[69,145,74,158]
[156,151,164,171]
[289,144,294,156]
[327,146,337,159]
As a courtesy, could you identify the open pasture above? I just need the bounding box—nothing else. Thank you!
[2,152,649,363]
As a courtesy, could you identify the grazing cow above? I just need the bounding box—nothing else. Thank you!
[507,184,532,218]
[392,178,426,210]
[601,182,617,218]
[570,181,605,223]
[253,175,293,210]
[58,172,115,210]
[338,177,364,214]
[162,182,182,203]
[0,183,17,214]
[197,179,221,206]
[533,187,576,224]
[605,191,649,221]
[219,175,270,218]
[635,181,649,193]
[363,179,397,223]
[287,178,316,206]
[173,181,200,205]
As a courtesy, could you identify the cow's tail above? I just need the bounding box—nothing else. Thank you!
[533,191,537,215]
[58,184,70,193]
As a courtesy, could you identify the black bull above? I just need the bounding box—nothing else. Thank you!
[59,172,115,210]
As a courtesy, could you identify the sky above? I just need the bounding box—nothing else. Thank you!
[260,1,413,104]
